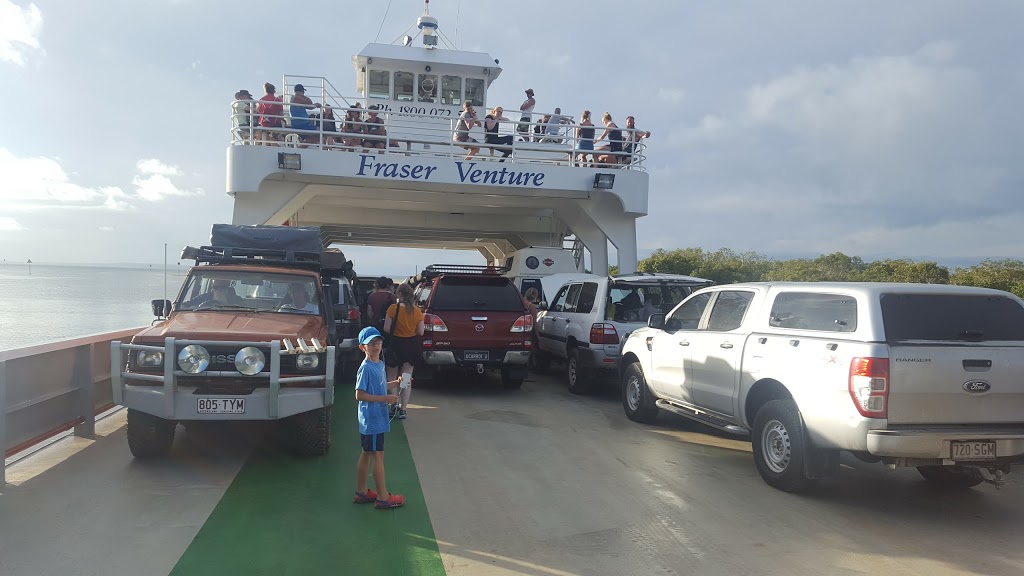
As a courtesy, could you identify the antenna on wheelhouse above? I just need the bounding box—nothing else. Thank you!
[418,0,439,49]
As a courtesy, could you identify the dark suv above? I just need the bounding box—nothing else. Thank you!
[413,265,532,388]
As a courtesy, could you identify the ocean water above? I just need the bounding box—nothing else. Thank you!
[0,264,186,352]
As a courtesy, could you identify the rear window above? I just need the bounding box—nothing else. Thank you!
[430,277,524,312]
[881,293,1024,342]
[769,292,857,333]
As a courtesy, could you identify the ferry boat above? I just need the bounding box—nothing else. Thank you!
[228,0,651,279]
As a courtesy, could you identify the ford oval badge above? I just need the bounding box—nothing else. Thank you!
[963,380,991,393]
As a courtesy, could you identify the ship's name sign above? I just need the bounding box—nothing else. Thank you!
[357,154,546,187]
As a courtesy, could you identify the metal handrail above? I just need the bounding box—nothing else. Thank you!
[230,96,649,170]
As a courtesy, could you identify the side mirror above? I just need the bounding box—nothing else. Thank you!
[152,299,172,317]
[538,301,548,311]
[648,313,666,330]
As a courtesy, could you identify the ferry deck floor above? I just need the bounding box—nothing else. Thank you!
[3,370,1024,576]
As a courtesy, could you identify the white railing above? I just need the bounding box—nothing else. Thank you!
[1,328,143,484]
[229,79,650,171]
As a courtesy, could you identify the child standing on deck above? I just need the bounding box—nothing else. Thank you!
[353,326,405,509]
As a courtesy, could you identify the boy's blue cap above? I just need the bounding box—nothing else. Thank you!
[358,326,383,345]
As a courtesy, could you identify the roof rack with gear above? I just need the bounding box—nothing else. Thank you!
[409,263,511,284]
[180,245,322,270]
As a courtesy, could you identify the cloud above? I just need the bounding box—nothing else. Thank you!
[136,158,181,177]
[0,148,129,210]
[0,0,43,65]
[658,87,686,104]
[98,226,115,232]
[132,158,203,201]
[0,217,24,231]
[645,42,1022,259]
[546,53,571,67]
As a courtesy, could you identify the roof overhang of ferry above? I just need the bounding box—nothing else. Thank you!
[227,146,648,269]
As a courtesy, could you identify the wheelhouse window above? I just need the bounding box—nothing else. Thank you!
[441,75,462,106]
[465,78,485,107]
[394,71,414,102]
[418,74,438,102]
[368,70,390,100]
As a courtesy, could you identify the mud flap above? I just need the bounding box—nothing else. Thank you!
[504,366,528,380]
[803,448,840,480]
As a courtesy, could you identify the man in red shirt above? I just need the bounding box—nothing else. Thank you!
[257,82,283,145]
[366,276,397,330]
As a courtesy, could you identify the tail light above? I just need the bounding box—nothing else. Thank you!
[849,357,889,418]
[511,315,534,333]
[590,323,619,345]
[347,308,360,321]
[424,314,448,332]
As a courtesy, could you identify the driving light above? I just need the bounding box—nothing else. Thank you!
[296,353,320,370]
[178,345,210,374]
[235,346,266,375]
[137,350,164,367]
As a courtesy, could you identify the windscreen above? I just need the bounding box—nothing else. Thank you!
[431,277,524,312]
[609,282,695,322]
[177,269,321,315]
[880,293,1024,342]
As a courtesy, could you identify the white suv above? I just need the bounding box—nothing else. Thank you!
[535,273,713,394]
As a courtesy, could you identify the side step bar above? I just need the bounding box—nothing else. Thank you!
[656,399,749,436]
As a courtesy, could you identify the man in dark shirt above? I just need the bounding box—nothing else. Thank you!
[366,276,397,330]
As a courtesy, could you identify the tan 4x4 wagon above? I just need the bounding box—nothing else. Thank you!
[112,225,338,457]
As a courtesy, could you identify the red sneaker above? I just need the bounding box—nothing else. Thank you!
[353,489,378,504]
[375,493,405,509]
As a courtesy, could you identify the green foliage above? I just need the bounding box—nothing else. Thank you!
[950,259,1024,299]
[639,248,770,284]
[634,248,999,289]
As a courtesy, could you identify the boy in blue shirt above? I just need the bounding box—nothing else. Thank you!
[353,327,406,509]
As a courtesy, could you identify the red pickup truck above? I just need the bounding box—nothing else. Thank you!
[413,265,533,388]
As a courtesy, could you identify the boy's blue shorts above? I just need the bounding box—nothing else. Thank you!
[360,433,385,452]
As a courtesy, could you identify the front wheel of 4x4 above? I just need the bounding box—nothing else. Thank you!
[126,409,176,458]
[751,399,815,493]
[622,362,658,423]
[566,347,594,395]
[284,406,332,456]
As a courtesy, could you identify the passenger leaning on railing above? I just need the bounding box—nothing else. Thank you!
[594,112,624,168]
[362,105,390,153]
[484,106,513,161]
[517,88,535,141]
[620,115,651,166]
[453,100,482,160]
[575,109,595,167]
[340,103,364,151]
[288,84,321,143]
[257,82,284,145]
[232,89,253,141]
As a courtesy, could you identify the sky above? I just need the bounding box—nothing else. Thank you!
[0,0,1022,276]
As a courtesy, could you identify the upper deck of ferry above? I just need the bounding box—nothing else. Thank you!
[224,2,651,274]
